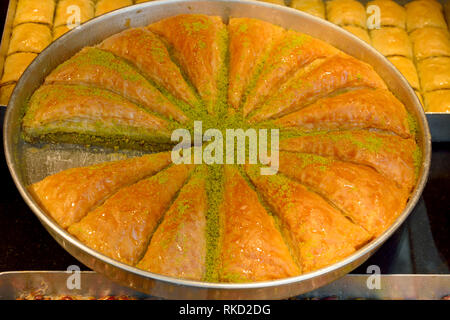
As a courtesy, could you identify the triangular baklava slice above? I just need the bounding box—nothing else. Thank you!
[279,130,418,192]
[278,152,409,236]
[228,17,284,113]
[29,152,171,228]
[69,164,193,265]
[249,55,387,122]
[243,30,339,116]
[22,84,175,150]
[98,27,200,108]
[46,47,188,123]
[137,168,208,280]
[218,166,300,282]
[275,88,411,138]
[149,14,228,114]
[245,165,370,273]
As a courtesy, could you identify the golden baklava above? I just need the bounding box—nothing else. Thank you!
[387,56,420,90]
[52,25,71,40]
[366,0,406,29]
[256,0,286,5]
[25,15,420,283]
[417,57,450,92]
[0,84,15,105]
[423,90,450,112]
[0,52,37,85]
[342,25,371,44]
[370,27,413,59]
[13,0,56,26]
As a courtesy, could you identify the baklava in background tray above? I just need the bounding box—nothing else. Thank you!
[0,0,449,141]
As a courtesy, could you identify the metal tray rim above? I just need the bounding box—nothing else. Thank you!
[3,0,432,298]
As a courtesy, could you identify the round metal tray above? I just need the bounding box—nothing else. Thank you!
[3,0,431,299]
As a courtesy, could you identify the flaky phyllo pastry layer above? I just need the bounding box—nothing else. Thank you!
[25,15,421,283]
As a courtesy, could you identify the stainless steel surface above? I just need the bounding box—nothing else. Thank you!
[3,0,431,299]
[0,271,157,300]
[1,271,448,300]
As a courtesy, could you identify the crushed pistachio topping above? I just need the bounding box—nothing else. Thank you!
[54,47,142,82]
[22,15,423,284]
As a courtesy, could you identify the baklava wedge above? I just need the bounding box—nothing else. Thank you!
[21,14,422,283]
[22,84,177,150]
[219,166,300,282]
[243,30,339,117]
[275,88,411,138]
[249,55,387,122]
[278,152,409,237]
[137,168,208,280]
[149,14,228,115]
[227,17,284,113]
[29,152,172,228]
[279,131,418,193]
[245,165,371,273]
[98,27,201,109]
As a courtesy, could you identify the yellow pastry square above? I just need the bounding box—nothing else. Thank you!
[0,84,15,105]
[446,2,450,30]
[366,0,406,29]
[291,0,325,19]
[13,0,56,26]
[326,0,366,28]
[53,25,71,40]
[388,56,420,90]
[342,25,371,44]
[424,90,450,112]
[54,0,95,27]
[405,0,447,32]
[95,0,133,17]
[8,23,52,54]
[370,27,413,58]
[410,27,450,61]
[417,57,450,92]
[0,53,37,85]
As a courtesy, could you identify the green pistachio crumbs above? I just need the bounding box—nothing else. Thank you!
[21,17,424,283]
